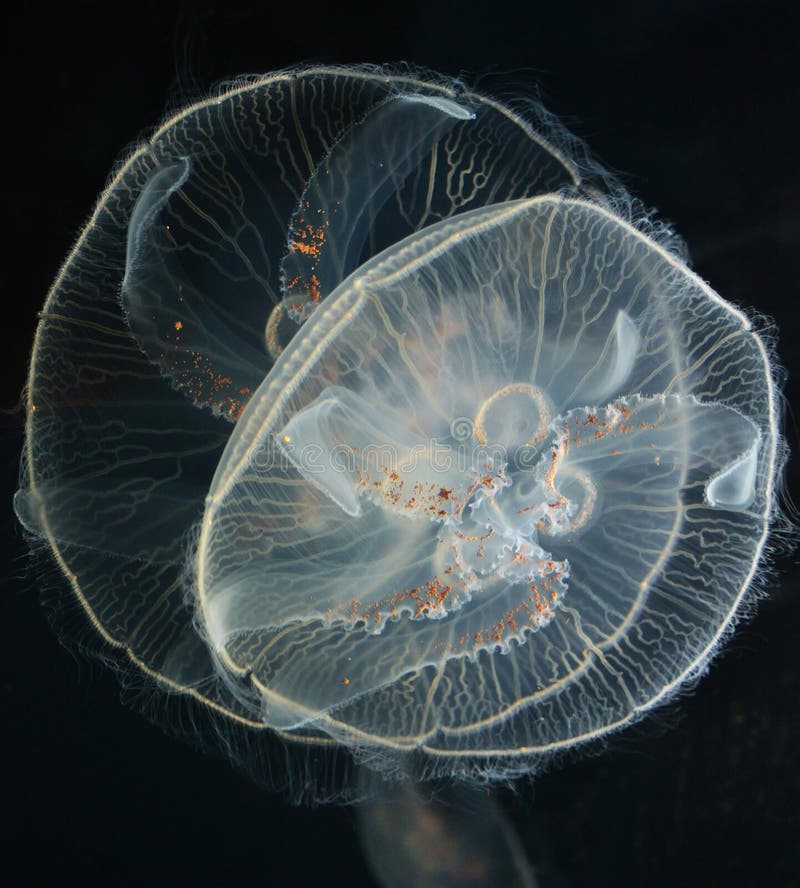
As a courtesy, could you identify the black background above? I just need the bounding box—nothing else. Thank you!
[2,2,798,885]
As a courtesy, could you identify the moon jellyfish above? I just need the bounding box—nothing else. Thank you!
[15,65,783,858]
[198,188,778,759]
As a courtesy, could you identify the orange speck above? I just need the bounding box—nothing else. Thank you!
[174,321,183,331]
[341,677,350,686]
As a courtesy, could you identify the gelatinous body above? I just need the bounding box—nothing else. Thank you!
[198,195,770,757]
[14,66,782,793]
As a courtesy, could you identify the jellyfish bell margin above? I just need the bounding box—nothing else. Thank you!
[14,64,787,804]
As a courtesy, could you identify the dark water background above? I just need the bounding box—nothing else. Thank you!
[2,2,798,885]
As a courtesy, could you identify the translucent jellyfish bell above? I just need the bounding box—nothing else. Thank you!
[14,65,782,806]
[197,193,775,759]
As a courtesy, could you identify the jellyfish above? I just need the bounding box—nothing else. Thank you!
[14,65,784,883]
